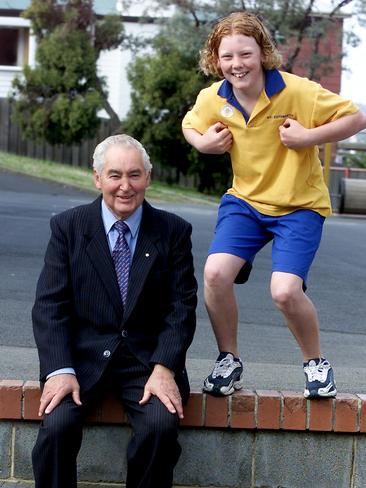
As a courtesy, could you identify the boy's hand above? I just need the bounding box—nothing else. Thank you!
[200,122,233,154]
[279,119,312,149]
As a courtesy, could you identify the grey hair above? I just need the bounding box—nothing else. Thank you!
[92,134,152,175]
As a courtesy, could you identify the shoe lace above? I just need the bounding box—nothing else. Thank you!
[305,359,330,382]
[213,356,237,378]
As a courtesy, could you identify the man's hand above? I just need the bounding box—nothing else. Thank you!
[39,373,81,416]
[139,364,183,419]
[279,118,312,149]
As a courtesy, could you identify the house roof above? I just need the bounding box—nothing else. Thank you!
[0,1,118,15]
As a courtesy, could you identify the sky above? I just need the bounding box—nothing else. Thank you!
[341,18,366,107]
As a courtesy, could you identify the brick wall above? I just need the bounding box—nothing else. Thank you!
[1,379,366,433]
[2,380,366,487]
[281,17,343,94]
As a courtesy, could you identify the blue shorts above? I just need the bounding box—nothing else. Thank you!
[208,194,325,284]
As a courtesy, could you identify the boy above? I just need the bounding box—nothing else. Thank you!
[182,11,366,398]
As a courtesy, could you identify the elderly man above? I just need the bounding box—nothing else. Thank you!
[32,134,197,488]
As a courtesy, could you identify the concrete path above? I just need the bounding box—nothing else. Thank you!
[1,168,366,395]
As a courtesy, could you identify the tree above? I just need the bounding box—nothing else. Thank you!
[146,0,365,77]
[124,0,364,193]
[123,10,232,193]
[12,0,124,144]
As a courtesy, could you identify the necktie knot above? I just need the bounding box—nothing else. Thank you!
[114,220,129,236]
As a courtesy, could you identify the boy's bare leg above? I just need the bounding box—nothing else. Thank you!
[270,271,321,360]
[204,253,245,357]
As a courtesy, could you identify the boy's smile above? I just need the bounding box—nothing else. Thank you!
[217,34,265,98]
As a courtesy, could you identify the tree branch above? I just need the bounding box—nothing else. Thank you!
[285,0,316,72]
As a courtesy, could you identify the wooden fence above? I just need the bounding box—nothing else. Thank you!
[0,97,197,187]
[0,98,116,169]
[1,97,364,206]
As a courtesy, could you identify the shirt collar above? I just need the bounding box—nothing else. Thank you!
[217,68,286,102]
[101,199,143,238]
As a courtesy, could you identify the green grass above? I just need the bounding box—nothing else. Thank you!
[0,151,219,204]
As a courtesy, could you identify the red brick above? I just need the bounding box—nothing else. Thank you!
[357,394,366,433]
[204,394,229,427]
[23,381,41,420]
[281,18,343,93]
[230,390,256,429]
[181,392,203,427]
[99,395,126,424]
[0,380,23,419]
[334,393,359,433]
[257,390,281,430]
[86,395,125,424]
[85,402,102,423]
[308,399,333,431]
[281,391,306,430]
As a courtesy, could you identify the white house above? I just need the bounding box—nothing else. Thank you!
[0,1,36,100]
[0,0,162,119]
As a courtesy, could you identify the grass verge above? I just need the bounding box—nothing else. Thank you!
[0,151,219,204]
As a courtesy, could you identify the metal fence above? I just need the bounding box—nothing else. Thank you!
[328,166,366,213]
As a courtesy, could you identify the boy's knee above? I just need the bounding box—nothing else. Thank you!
[271,285,301,311]
[204,263,223,288]
[204,260,235,288]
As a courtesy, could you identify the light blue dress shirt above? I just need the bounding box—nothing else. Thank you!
[47,200,143,380]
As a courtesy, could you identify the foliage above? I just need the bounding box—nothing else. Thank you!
[124,0,363,193]
[343,152,366,169]
[145,0,364,76]
[123,16,231,193]
[11,0,124,144]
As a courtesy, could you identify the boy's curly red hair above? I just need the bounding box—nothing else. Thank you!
[199,11,283,77]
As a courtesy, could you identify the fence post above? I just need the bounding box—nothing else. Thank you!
[323,143,332,186]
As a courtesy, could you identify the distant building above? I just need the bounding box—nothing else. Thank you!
[0,0,160,119]
[0,1,347,121]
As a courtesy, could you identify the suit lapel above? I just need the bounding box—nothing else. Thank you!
[83,198,162,322]
[84,197,123,316]
[123,201,160,323]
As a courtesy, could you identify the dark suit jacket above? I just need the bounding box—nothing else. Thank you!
[32,197,197,400]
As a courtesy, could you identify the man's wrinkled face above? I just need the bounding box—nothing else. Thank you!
[94,144,150,219]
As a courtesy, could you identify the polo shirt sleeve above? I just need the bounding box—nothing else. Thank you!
[312,85,359,126]
[182,86,218,134]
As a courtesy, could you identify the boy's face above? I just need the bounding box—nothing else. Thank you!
[217,34,264,95]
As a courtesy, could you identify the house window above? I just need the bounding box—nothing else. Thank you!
[0,27,28,67]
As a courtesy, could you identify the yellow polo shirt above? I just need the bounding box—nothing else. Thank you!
[182,70,358,216]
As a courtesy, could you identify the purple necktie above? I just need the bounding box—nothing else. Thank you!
[112,220,131,306]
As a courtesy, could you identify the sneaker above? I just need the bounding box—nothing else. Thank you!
[203,352,244,396]
[303,357,337,399]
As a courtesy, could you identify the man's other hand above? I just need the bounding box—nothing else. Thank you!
[39,373,81,416]
[139,364,183,419]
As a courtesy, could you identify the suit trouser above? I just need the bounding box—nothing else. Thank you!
[32,346,182,488]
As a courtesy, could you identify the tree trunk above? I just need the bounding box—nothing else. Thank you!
[95,77,121,130]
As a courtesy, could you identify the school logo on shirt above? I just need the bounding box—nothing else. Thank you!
[267,113,295,119]
[220,104,235,118]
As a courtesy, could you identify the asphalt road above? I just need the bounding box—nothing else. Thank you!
[1,168,366,392]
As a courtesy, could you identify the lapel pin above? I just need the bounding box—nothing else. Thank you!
[145,253,150,257]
